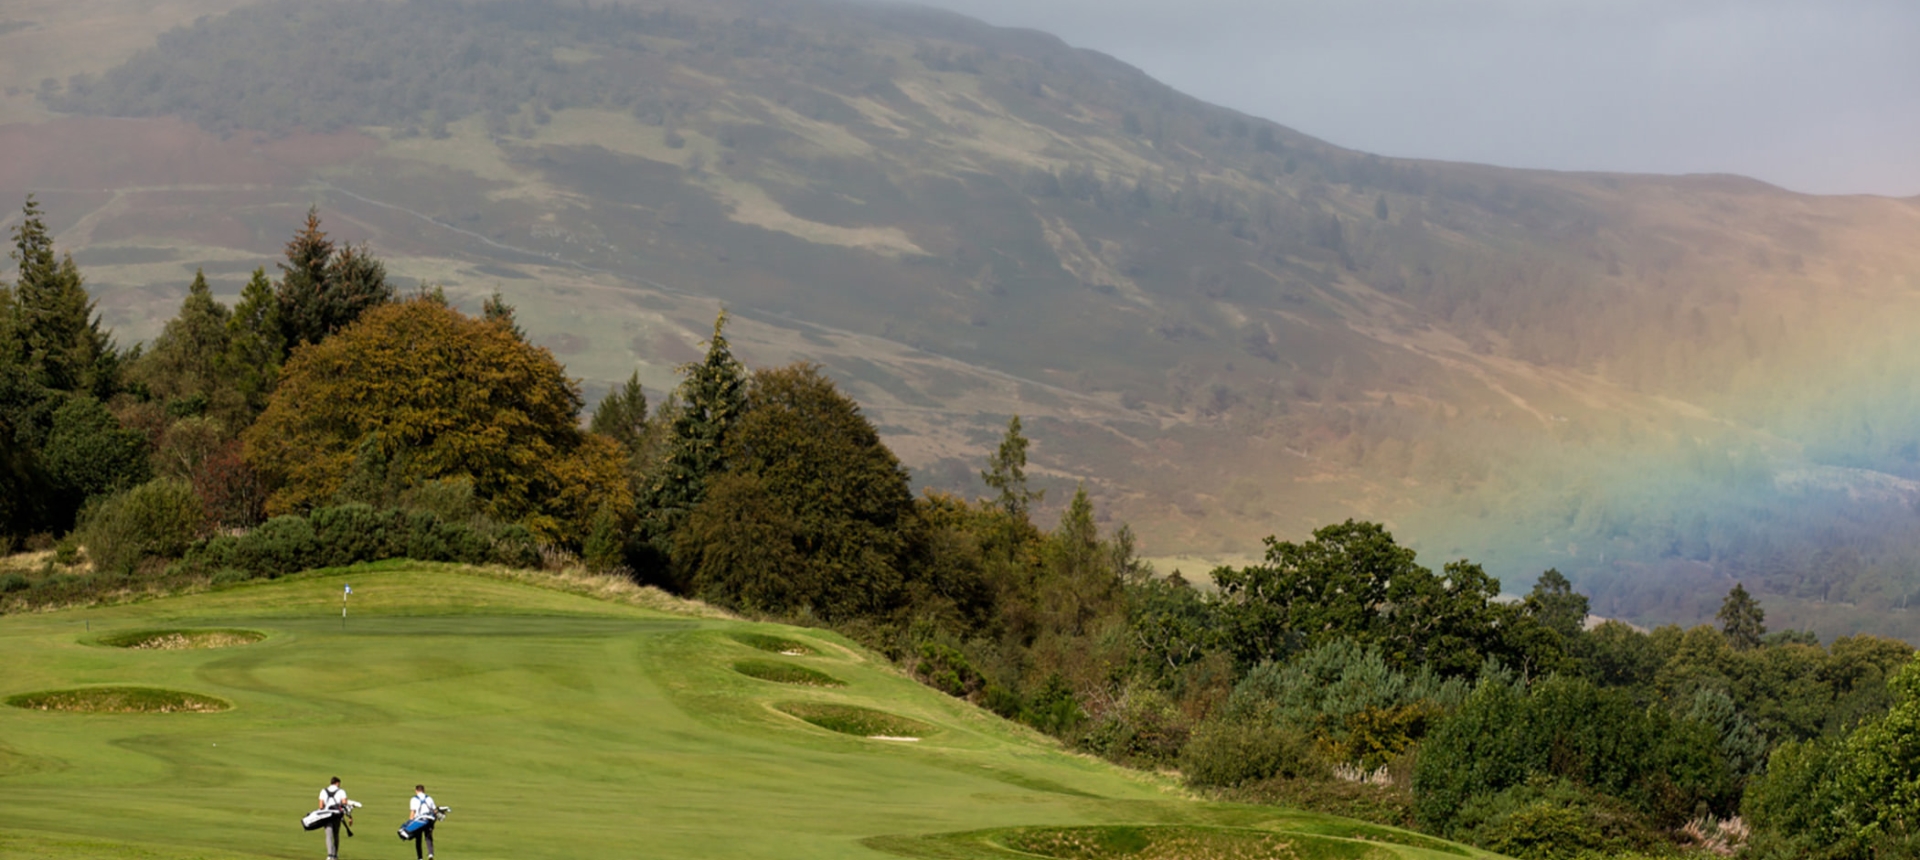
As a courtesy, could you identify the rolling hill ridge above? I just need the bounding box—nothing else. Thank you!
[4,0,1920,635]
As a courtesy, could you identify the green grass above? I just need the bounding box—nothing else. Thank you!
[5,686,230,713]
[0,563,1498,859]
[734,659,846,687]
[93,628,265,650]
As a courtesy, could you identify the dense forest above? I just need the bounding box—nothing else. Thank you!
[5,196,1920,859]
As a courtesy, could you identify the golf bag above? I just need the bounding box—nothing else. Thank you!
[398,806,449,841]
[301,800,360,833]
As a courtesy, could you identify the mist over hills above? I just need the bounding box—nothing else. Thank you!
[6,0,1920,637]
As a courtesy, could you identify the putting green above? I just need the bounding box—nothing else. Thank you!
[0,562,1496,859]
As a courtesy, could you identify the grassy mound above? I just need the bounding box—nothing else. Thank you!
[776,702,932,738]
[734,659,845,687]
[94,628,265,650]
[730,631,814,655]
[6,686,231,714]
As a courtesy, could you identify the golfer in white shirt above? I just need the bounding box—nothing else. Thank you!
[316,777,350,860]
[408,785,438,860]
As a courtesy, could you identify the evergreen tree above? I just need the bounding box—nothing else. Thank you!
[636,310,747,571]
[135,270,238,422]
[590,371,648,453]
[10,196,117,398]
[481,290,525,341]
[274,209,392,348]
[982,415,1040,518]
[223,267,283,416]
[1719,583,1767,650]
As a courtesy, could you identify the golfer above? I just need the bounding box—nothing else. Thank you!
[407,785,438,860]
[316,777,351,860]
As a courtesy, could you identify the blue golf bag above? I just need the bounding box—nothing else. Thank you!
[397,818,432,841]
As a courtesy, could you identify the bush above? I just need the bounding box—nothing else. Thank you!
[1081,684,1191,767]
[0,573,27,593]
[1454,778,1658,860]
[174,503,543,580]
[1227,775,1417,830]
[78,479,204,574]
[915,642,984,699]
[1180,715,1326,788]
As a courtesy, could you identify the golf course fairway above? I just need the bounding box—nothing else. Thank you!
[0,563,1497,859]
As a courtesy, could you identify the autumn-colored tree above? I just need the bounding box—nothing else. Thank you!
[243,298,627,540]
[675,363,914,619]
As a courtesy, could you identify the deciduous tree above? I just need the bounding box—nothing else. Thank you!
[244,298,625,540]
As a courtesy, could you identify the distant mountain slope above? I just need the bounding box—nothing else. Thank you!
[10,0,1920,636]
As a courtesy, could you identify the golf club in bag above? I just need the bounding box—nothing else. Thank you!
[397,805,450,841]
[300,800,362,834]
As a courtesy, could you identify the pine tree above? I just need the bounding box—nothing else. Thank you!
[481,290,525,341]
[137,270,236,419]
[982,415,1041,519]
[10,196,117,398]
[1718,583,1767,650]
[637,311,747,570]
[223,267,283,417]
[274,208,392,348]
[590,371,648,453]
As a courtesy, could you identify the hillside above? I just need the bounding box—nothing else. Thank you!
[0,562,1490,860]
[4,0,1920,635]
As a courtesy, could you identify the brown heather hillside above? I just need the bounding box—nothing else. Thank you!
[6,0,1920,636]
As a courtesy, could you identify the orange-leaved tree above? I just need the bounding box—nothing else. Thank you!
[243,296,627,541]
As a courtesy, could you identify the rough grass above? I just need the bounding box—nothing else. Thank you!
[733,659,845,687]
[94,628,264,650]
[776,702,932,738]
[6,686,230,713]
[999,826,1380,860]
[730,631,814,655]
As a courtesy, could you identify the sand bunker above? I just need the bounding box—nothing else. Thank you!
[775,702,932,740]
[1000,827,1313,860]
[733,659,845,687]
[7,687,231,714]
[730,632,814,655]
[96,628,265,650]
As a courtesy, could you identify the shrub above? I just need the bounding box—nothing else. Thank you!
[0,573,27,593]
[1454,778,1658,860]
[1081,684,1191,767]
[1180,715,1326,788]
[915,642,984,699]
[78,479,204,574]
[174,503,539,580]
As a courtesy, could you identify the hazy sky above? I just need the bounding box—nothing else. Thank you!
[909,0,1920,197]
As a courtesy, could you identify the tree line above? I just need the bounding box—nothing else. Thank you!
[8,198,1920,859]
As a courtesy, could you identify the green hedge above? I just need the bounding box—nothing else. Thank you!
[171,503,540,581]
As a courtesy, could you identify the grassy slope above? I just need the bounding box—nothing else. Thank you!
[0,563,1487,860]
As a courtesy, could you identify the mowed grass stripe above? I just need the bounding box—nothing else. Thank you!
[0,564,1498,860]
